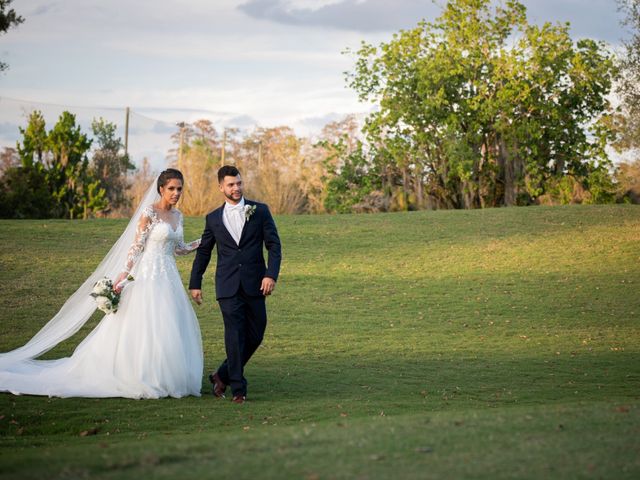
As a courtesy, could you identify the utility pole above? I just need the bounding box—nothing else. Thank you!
[177,121,186,172]
[258,140,263,169]
[124,107,130,157]
[221,129,227,167]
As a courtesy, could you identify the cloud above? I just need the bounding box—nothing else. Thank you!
[299,111,345,128]
[524,0,625,44]
[237,0,625,42]
[227,114,260,128]
[0,0,624,164]
[27,3,60,17]
[150,121,176,135]
[0,121,20,139]
[237,0,437,32]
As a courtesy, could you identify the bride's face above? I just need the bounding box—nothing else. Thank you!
[160,179,183,205]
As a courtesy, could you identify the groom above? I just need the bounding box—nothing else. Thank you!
[189,165,281,404]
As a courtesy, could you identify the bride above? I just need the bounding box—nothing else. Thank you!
[0,168,204,399]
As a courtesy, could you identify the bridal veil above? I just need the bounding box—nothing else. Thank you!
[0,180,160,369]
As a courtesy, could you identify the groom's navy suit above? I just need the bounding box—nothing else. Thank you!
[189,199,281,397]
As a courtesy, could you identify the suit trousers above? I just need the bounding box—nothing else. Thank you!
[216,285,267,397]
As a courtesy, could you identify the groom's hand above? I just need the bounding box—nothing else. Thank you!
[190,289,203,305]
[260,277,276,296]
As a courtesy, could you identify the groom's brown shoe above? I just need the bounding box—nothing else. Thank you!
[208,372,227,398]
[231,395,246,404]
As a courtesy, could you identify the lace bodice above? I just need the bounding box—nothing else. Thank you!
[123,206,200,278]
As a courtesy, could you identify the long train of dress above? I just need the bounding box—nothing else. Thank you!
[0,206,203,398]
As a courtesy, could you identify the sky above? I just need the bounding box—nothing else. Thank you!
[0,0,628,168]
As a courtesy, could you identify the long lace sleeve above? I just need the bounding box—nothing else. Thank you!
[174,211,201,255]
[175,238,201,255]
[123,207,154,274]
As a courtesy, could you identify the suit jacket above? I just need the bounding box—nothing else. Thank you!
[189,199,282,299]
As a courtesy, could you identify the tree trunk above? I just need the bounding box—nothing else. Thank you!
[415,167,424,209]
[402,166,409,210]
[497,136,515,207]
[476,144,484,208]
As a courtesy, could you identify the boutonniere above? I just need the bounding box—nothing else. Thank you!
[244,204,257,221]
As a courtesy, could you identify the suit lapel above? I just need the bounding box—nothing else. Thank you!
[216,204,238,245]
[238,200,254,246]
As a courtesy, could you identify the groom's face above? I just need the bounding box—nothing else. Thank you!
[219,174,243,203]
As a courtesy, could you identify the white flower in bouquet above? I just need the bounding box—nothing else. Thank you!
[95,296,112,311]
[92,278,112,296]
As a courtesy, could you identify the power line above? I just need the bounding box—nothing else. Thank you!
[0,95,126,112]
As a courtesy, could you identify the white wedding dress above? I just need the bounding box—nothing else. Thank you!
[0,195,204,399]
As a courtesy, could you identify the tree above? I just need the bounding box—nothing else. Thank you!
[313,116,360,212]
[322,140,383,213]
[91,118,135,214]
[0,163,51,218]
[343,0,617,210]
[242,127,311,214]
[1,111,108,219]
[47,112,105,218]
[607,1,640,204]
[1,111,53,218]
[173,120,222,216]
[0,146,18,176]
[614,158,640,202]
[0,112,51,218]
[315,115,387,213]
[615,0,640,153]
[16,110,48,167]
[0,0,24,72]
[127,157,156,215]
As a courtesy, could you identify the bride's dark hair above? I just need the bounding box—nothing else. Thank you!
[157,168,184,194]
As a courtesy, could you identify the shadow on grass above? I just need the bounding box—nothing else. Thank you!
[1,350,637,441]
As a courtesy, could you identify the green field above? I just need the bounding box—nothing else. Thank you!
[0,205,639,479]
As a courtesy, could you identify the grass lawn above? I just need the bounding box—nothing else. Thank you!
[0,204,639,479]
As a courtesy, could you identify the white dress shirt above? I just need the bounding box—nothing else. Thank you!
[223,197,246,245]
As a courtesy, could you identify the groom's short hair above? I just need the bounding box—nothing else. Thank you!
[218,165,240,184]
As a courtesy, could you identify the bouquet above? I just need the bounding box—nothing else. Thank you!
[90,275,133,314]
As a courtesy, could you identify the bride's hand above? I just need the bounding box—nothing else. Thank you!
[113,272,128,294]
